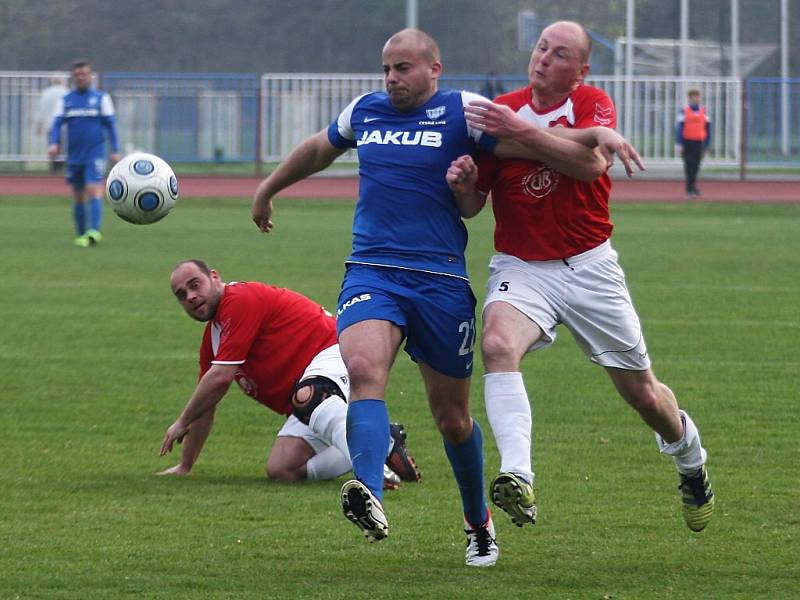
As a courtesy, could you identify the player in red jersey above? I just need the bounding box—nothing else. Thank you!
[447,21,714,533]
[158,259,420,487]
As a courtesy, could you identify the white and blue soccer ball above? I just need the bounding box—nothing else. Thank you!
[106,152,178,224]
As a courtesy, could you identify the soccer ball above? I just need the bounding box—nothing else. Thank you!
[106,152,178,224]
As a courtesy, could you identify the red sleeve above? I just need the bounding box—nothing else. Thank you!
[572,86,616,130]
[198,325,213,380]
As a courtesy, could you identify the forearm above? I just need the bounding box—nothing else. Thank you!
[452,188,487,219]
[445,154,486,218]
[544,126,602,148]
[103,118,120,153]
[48,118,63,145]
[177,406,216,470]
[494,126,606,182]
[176,366,234,428]
[256,130,342,199]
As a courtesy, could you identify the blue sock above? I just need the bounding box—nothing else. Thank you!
[443,419,488,527]
[89,197,102,231]
[73,202,86,235]
[346,399,390,501]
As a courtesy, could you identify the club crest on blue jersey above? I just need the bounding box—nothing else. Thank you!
[426,106,446,119]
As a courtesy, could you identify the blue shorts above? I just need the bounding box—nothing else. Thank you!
[65,158,107,189]
[336,264,477,378]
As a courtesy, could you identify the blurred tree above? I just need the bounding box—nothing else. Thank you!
[1,0,795,76]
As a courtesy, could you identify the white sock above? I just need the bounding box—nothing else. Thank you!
[306,446,351,480]
[308,395,350,461]
[485,372,534,483]
[655,410,707,474]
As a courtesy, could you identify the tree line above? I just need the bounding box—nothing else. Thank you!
[2,0,795,76]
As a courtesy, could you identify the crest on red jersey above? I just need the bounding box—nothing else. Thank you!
[522,165,559,199]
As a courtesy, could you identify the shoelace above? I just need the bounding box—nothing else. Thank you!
[469,526,494,556]
[679,471,710,503]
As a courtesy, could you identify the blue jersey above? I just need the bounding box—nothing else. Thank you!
[327,89,496,280]
[49,88,119,164]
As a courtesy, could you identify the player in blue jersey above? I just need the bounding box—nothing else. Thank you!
[251,28,637,567]
[48,60,120,247]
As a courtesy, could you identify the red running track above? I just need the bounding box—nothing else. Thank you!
[1,174,798,203]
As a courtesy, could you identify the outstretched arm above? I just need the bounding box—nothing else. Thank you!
[159,363,238,456]
[252,129,347,233]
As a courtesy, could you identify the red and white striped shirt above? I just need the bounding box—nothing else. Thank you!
[477,84,615,260]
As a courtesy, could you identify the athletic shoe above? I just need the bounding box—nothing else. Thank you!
[85,229,102,245]
[679,465,715,532]
[491,472,537,527]
[464,515,499,567]
[386,422,421,482]
[73,235,90,248]
[341,479,388,543]
[383,465,401,491]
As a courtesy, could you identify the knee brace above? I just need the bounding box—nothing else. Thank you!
[291,376,345,425]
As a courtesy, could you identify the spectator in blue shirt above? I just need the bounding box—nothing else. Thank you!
[49,60,120,247]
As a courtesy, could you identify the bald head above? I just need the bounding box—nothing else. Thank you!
[382,28,442,111]
[527,20,593,107]
[383,28,440,64]
[541,21,592,64]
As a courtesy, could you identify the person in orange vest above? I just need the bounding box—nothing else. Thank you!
[676,88,711,198]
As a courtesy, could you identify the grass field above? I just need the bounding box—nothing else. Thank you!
[1,196,798,599]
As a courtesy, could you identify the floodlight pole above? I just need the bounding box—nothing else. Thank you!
[780,0,789,157]
[680,0,689,79]
[732,0,742,176]
[406,0,418,29]
[624,0,634,139]
[730,0,739,78]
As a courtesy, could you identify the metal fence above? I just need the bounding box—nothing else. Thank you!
[0,71,71,161]
[261,74,382,162]
[590,76,742,164]
[259,74,744,164]
[1,70,797,168]
[103,73,260,163]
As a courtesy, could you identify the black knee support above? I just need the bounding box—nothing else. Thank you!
[290,376,345,425]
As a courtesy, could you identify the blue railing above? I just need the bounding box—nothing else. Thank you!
[745,77,800,164]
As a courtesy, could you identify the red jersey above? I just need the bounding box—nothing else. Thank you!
[477,84,615,260]
[198,282,337,415]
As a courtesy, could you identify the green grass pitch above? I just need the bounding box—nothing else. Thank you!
[1,195,798,599]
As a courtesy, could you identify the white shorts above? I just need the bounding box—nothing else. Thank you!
[483,241,651,370]
[275,344,350,453]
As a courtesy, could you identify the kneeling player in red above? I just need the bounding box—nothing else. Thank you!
[158,259,421,488]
